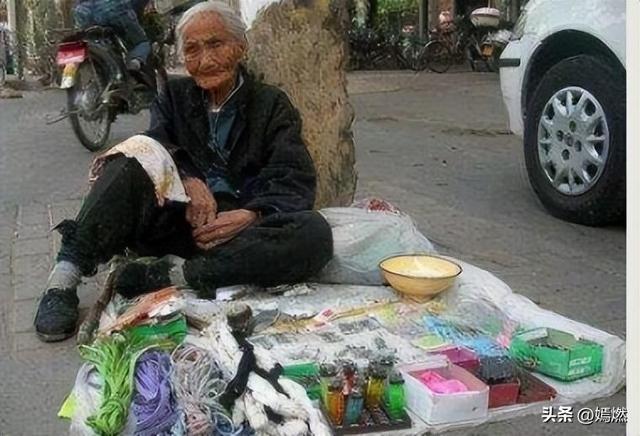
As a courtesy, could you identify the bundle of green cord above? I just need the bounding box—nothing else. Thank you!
[128,316,187,345]
[78,331,176,435]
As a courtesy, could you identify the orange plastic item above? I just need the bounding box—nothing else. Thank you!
[99,287,181,335]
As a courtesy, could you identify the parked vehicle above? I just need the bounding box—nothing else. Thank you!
[423,10,511,74]
[499,0,625,226]
[53,2,195,151]
[421,20,460,73]
[54,20,164,151]
[473,28,512,72]
[348,27,427,71]
[467,7,512,72]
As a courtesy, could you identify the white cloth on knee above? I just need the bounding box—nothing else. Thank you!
[89,135,189,206]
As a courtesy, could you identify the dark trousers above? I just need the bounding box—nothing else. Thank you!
[73,0,151,62]
[57,156,333,294]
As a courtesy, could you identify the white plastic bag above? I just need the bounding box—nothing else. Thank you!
[69,364,137,436]
[440,259,626,404]
[315,207,436,285]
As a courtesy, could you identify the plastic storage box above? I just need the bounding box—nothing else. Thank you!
[485,378,520,408]
[428,346,479,372]
[398,357,489,425]
[509,328,603,381]
[475,355,516,383]
[472,355,519,408]
[516,369,557,404]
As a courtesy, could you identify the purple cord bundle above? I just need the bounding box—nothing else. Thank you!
[132,351,178,436]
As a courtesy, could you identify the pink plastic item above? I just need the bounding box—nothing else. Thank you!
[419,370,469,394]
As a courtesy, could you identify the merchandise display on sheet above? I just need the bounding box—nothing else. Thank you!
[58,205,625,435]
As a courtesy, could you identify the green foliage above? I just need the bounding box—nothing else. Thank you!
[377,0,418,16]
[375,0,418,35]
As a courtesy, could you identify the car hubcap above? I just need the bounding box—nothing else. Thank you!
[536,87,610,196]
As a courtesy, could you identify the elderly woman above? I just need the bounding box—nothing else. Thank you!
[35,1,333,342]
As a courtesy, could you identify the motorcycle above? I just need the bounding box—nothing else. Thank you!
[51,7,184,151]
[480,29,513,72]
[465,7,513,73]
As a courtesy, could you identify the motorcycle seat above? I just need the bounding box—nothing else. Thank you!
[61,26,119,43]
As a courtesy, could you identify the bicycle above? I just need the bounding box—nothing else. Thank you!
[349,28,428,72]
[421,27,462,73]
[371,34,429,71]
[421,15,478,74]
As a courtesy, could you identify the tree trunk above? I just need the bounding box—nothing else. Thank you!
[367,0,377,27]
[54,0,75,28]
[245,0,358,209]
[16,0,58,78]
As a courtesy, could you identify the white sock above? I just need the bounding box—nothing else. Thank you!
[46,260,82,291]
[167,255,187,287]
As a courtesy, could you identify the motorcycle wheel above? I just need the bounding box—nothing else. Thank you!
[67,61,112,152]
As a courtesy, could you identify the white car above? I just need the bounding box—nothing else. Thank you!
[499,0,625,226]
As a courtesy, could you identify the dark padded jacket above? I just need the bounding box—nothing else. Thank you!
[144,70,316,216]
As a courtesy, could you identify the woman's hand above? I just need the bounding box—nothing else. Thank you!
[183,177,217,229]
[193,209,258,250]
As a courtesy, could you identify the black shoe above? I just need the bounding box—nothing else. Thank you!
[34,288,79,342]
[113,256,173,299]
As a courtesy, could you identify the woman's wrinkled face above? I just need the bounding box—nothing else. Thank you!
[182,12,246,91]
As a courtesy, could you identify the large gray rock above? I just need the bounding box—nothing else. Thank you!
[245,0,357,208]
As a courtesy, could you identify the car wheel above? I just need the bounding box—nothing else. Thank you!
[524,55,625,226]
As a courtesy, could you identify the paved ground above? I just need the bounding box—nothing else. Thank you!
[0,71,625,435]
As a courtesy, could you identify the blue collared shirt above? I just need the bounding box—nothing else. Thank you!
[205,73,244,197]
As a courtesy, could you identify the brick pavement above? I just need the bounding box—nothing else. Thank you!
[3,199,104,352]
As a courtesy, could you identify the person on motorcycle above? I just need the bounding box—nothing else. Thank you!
[34,0,334,342]
[72,0,152,71]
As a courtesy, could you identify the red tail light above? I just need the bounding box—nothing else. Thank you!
[56,42,88,65]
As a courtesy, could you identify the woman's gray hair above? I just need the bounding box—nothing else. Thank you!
[176,1,247,54]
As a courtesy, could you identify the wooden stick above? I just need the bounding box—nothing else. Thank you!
[76,262,118,346]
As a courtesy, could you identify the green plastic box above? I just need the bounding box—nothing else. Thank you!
[509,328,603,381]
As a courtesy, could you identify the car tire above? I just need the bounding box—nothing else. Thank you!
[524,55,625,226]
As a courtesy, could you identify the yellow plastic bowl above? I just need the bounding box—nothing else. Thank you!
[379,254,462,299]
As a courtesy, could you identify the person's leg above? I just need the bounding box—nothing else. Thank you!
[55,155,164,273]
[101,209,333,299]
[35,155,190,341]
[183,211,334,297]
[130,0,150,17]
[72,1,95,28]
[106,196,241,298]
[112,9,151,66]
